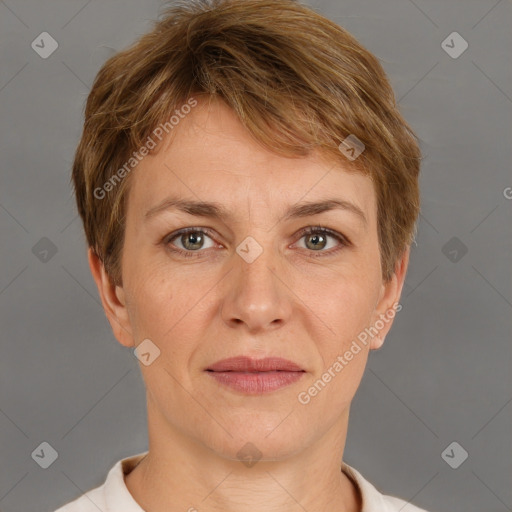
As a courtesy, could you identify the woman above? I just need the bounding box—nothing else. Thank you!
[56,0,428,510]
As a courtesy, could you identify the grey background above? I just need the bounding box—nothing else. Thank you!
[0,0,511,511]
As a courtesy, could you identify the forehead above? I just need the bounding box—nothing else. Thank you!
[126,98,376,226]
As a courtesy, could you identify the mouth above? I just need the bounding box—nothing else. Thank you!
[206,356,304,373]
[205,356,305,394]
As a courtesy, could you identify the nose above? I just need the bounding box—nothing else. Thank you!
[220,241,292,334]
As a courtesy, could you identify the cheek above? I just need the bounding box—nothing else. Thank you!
[313,268,379,335]
[298,280,376,410]
[123,257,212,356]
[122,257,175,338]
[307,274,379,391]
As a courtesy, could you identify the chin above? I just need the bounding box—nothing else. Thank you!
[198,415,312,463]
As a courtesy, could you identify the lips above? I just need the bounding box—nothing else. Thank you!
[205,356,305,394]
[206,356,304,373]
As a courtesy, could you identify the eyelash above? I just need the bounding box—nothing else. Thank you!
[162,226,350,259]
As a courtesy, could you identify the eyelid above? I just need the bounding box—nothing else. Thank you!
[295,226,350,244]
[163,226,220,247]
[162,225,350,258]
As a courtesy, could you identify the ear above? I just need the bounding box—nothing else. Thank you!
[369,246,410,350]
[87,247,135,348]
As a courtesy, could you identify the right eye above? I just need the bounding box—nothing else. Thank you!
[164,227,219,257]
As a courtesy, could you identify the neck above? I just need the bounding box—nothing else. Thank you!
[125,403,361,512]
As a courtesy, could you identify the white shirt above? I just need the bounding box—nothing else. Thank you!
[54,451,429,512]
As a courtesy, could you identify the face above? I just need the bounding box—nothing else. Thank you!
[90,97,408,462]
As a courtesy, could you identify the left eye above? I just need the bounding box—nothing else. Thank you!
[295,228,347,252]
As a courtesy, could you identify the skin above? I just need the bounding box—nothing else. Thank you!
[89,97,409,512]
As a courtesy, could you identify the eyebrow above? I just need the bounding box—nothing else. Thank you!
[144,196,367,226]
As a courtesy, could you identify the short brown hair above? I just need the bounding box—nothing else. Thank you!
[72,0,421,286]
